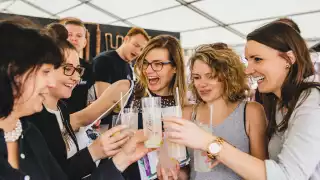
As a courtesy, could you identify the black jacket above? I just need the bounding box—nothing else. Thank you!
[0,102,125,180]
[0,121,68,180]
[22,101,95,179]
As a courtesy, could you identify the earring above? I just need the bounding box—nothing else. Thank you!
[286,64,290,69]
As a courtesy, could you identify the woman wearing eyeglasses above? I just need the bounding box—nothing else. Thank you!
[123,35,190,180]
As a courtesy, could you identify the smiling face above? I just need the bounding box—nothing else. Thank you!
[14,64,56,116]
[245,40,290,96]
[142,48,176,96]
[192,60,224,103]
[49,49,81,99]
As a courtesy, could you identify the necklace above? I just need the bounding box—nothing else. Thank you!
[57,107,73,151]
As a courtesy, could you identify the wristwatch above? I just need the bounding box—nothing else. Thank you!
[207,137,225,159]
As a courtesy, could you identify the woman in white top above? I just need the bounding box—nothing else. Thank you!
[163,22,320,179]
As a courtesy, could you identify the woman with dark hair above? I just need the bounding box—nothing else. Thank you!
[164,22,320,179]
[0,22,152,180]
[0,21,66,179]
[254,17,301,105]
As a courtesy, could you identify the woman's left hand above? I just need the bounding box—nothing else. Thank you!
[163,117,215,151]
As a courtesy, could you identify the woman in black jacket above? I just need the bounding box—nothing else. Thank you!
[0,21,151,180]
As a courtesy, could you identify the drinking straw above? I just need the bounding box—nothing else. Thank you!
[146,88,152,97]
[210,104,213,133]
[175,87,181,117]
[120,92,124,112]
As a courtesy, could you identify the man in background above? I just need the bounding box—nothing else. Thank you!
[93,27,149,126]
[93,27,149,98]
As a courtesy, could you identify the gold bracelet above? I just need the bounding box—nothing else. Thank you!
[207,137,225,159]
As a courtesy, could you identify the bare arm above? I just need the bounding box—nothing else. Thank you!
[70,80,131,131]
[201,101,268,180]
[95,81,111,98]
[246,102,268,160]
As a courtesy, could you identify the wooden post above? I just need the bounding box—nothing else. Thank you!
[96,24,101,55]
[85,29,90,61]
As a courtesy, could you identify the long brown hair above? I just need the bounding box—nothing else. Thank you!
[247,22,319,139]
[134,35,187,107]
[189,43,249,103]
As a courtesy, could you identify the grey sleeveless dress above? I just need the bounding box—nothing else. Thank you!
[190,101,249,180]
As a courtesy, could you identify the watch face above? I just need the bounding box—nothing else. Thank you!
[209,143,221,154]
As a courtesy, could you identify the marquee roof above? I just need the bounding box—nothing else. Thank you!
[1,0,320,53]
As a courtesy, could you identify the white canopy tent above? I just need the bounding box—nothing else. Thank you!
[1,0,320,54]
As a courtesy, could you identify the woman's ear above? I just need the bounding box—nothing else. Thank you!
[286,50,296,65]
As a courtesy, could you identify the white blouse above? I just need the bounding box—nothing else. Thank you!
[266,75,320,180]
[46,107,78,159]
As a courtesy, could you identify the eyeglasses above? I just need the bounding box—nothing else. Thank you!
[142,60,172,72]
[62,63,85,77]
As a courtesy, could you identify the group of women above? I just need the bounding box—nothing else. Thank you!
[1,15,320,180]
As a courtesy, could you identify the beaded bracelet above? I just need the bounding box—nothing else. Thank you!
[4,120,22,142]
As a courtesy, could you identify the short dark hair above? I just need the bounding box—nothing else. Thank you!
[60,17,86,33]
[0,22,63,118]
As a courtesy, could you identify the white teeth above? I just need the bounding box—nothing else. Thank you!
[253,76,265,81]
[64,84,74,88]
[148,77,158,80]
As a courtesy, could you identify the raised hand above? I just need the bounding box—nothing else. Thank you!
[163,117,215,151]
[112,130,154,172]
[88,125,132,161]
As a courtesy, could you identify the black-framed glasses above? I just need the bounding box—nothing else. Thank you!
[62,63,85,77]
[142,60,172,72]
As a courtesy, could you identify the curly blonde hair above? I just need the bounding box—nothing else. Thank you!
[189,43,249,103]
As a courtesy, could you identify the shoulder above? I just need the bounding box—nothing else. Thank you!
[298,87,320,107]
[22,107,48,123]
[93,51,113,63]
[244,101,267,130]
[245,101,265,114]
[294,87,320,116]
